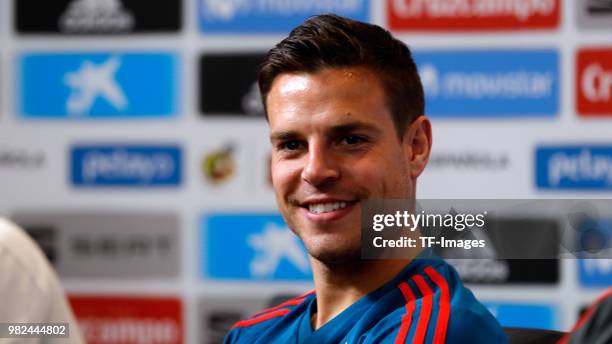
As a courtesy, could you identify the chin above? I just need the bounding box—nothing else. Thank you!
[306,237,362,266]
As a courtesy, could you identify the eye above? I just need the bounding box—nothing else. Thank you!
[278,140,303,151]
[340,135,367,145]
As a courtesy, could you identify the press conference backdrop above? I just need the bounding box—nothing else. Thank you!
[0,0,611,343]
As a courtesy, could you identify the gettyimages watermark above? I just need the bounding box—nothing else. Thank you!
[361,199,612,260]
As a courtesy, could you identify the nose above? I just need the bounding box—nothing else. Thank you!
[301,142,340,187]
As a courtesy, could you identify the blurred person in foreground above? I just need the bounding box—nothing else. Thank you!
[561,287,612,344]
[0,217,83,344]
[224,14,506,344]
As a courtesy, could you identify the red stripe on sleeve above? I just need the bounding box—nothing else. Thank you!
[251,290,314,318]
[395,282,417,344]
[412,274,434,344]
[232,308,291,329]
[425,266,451,344]
[251,298,306,318]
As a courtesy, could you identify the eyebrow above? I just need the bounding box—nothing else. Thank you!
[329,122,382,136]
[270,131,300,142]
[270,121,382,142]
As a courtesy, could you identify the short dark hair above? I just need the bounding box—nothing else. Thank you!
[258,14,424,138]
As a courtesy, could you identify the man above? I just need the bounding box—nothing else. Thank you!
[561,287,612,344]
[225,14,506,343]
[0,217,84,344]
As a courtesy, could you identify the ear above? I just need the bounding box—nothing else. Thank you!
[403,116,432,179]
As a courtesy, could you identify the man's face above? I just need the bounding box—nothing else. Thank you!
[267,67,419,264]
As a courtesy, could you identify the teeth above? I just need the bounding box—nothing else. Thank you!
[309,202,348,214]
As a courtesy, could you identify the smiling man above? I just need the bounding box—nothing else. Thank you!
[224,14,507,344]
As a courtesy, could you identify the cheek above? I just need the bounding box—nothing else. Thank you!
[349,162,382,184]
[348,150,395,180]
[348,151,408,192]
[271,159,302,197]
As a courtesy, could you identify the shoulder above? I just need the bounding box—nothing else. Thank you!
[362,259,506,344]
[0,218,57,294]
[0,218,84,343]
[224,291,314,344]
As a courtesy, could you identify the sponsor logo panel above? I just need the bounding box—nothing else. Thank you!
[201,143,236,185]
[579,259,612,287]
[428,150,510,171]
[388,0,560,31]
[578,218,612,287]
[69,295,183,344]
[19,53,178,118]
[414,50,559,117]
[199,294,302,343]
[201,214,312,280]
[449,259,559,285]
[536,145,612,190]
[199,297,266,344]
[199,53,265,117]
[0,148,45,170]
[23,225,58,264]
[70,144,182,187]
[577,0,612,30]
[198,0,370,33]
[445,218,560,284]
[577,48,612,116]
[12,212,180,278]
[484,302,556,330]
[16,0,181,34]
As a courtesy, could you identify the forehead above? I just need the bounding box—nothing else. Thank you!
[269,67,383,102]
[266,67,391,129]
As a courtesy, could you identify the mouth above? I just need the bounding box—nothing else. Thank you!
[298,199,359,224]
[308,201,353,214]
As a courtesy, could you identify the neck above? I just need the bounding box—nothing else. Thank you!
[309,256,414,330]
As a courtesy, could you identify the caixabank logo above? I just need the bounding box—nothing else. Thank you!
[201,214,312,280]
[69,295,183,344]
[577,48,612,116]
[70,144,182,187]
[414,50,558,117]
[19,53,179,119]
[15,0,181,34]
[198,0,370,33]
[388,0,560,31]
[536,145,612,190]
